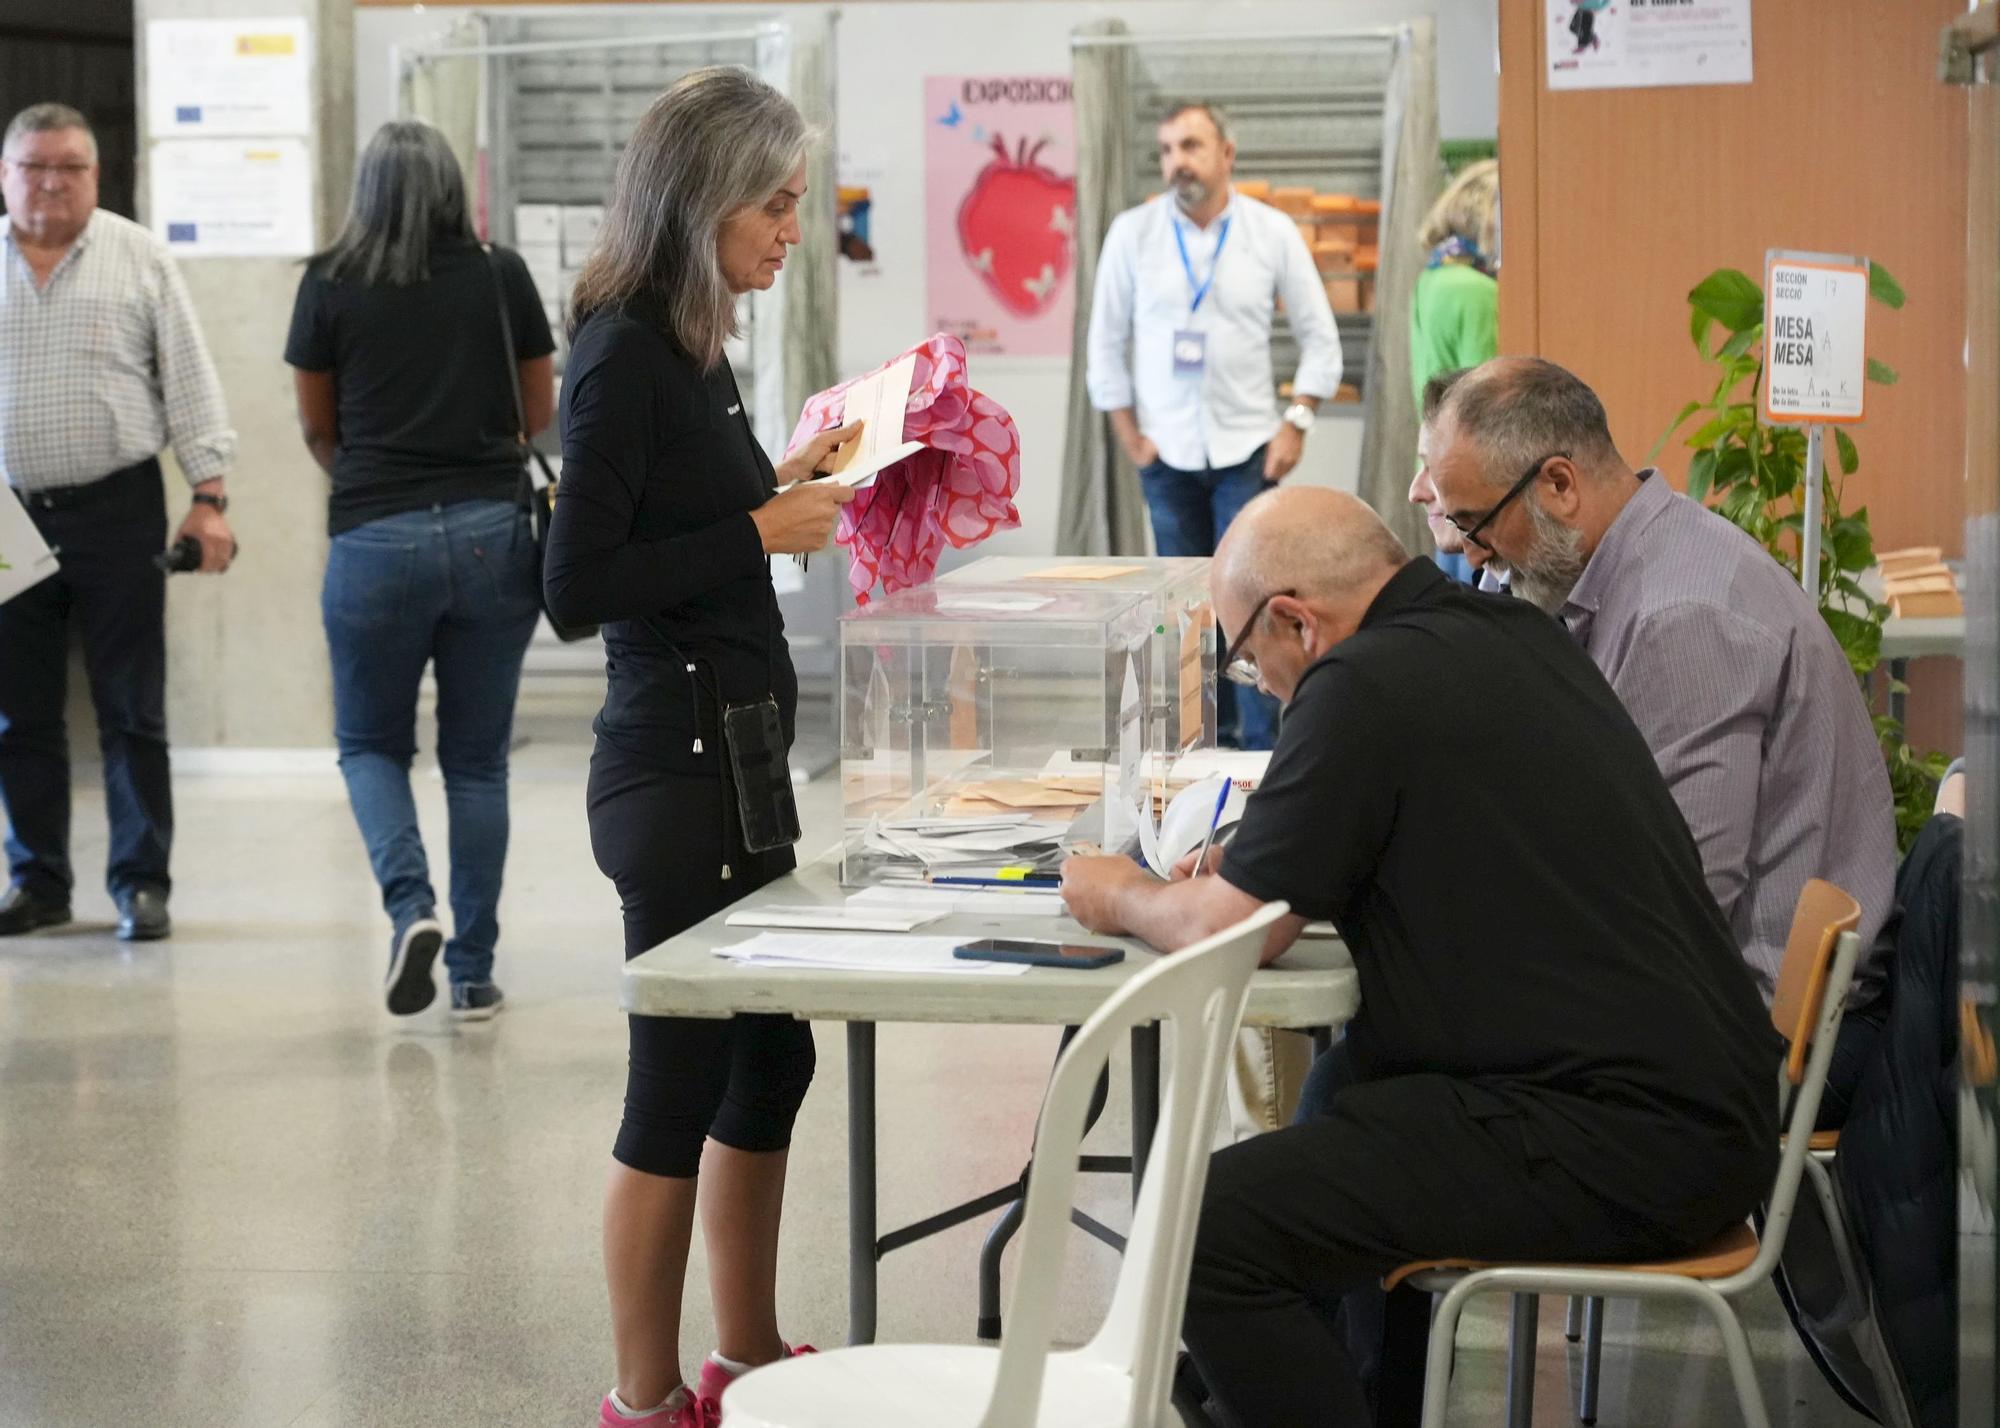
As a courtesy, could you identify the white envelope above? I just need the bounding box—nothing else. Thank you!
[0,488,59,606]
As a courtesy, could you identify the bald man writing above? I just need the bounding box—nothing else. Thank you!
[1060,489,1780,1424]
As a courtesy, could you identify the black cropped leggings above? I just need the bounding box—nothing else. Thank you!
[588,742,816,1179]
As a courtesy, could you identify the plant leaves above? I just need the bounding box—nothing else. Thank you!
[1718,325,1761,361]
[1687,405,1755,447]
[1823,608,1883,677]
[1868,261,1906,310]
[1687,447,1719,502]
[1834,429,1859,475]
[1689,268,1764,333]
[1867,357,1899,385]
[1646,400,1705,466]
[1690,303,1712,359]
[1830,514,1875,572]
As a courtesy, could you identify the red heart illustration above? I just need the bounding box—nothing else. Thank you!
[955,136,1077,319]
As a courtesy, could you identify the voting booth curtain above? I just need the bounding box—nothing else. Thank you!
[1056,20,1442,557]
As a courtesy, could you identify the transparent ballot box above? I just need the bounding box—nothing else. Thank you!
[839,569,1217,887]
[935,557,1217,754]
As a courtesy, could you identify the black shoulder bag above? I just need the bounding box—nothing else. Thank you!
[484,246,597,643]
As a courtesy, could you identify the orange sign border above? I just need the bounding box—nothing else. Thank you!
[1762,254,1870,427]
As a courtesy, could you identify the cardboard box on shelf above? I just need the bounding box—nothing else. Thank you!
[1324,277,1361,312]
[1270,186,1316,217]
[514,203,561,245]
[1234,179,1271,201]
[561,205,604,263]
[1311,239,1354,276]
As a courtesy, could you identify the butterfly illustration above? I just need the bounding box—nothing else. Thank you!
[936,102,964,128]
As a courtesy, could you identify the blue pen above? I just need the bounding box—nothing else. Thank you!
[1190,780,1231,876]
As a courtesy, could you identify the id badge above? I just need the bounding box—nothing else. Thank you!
[1172,329,1207,380]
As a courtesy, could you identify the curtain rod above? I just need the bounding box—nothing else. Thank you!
[1071,24,1405,50]
[404,23,784,62]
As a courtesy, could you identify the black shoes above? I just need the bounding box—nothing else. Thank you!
[0,884,72,936]
[116,886,172,942]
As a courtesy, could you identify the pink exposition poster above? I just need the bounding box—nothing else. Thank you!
[924,75,1078,358]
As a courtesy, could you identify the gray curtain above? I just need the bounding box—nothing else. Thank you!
[1057,19,1146,557]
[1356,19,1442,555]
[781,15,839,433]
[401,19,484,217]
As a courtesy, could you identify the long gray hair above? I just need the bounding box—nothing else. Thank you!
[315,120,475,286]
[570,67,809,370]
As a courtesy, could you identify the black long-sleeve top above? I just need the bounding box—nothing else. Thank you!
[545,303,794,771]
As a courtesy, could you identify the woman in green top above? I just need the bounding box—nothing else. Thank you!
[1410,158,1498,582]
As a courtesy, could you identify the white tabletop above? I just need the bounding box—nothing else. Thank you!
[1878,615,1966,661]
[622,848,1359,1029]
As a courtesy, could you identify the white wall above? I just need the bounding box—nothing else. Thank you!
[355,0,1495,558]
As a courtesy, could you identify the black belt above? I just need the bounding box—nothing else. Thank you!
[15,457,162,511]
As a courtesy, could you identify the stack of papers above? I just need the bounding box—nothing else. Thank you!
[725,904,945,933]
[849,885,1069,918]
[713,933,1030,976]
[862,813,1065,871]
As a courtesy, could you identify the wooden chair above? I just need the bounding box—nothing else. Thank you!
[1390,879,1863,1428]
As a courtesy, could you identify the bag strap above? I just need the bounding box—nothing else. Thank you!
[481,244,559,497]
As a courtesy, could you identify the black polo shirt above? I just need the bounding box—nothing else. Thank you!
[1223,559,1782,1232]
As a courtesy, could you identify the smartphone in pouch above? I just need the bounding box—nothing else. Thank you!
[721,698,801,854]
[953,939,1125,970]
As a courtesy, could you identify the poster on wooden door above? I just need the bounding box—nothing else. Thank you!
[1546,0,1754,91]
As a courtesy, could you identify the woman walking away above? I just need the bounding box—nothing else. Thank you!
[543,67,858,1428]
[285,120,554,1021]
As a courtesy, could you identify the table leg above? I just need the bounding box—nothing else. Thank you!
[1131,1022,1161,1202]
[1890,656,1909,726]
[847,1021,877,1346]
[1506,1292,1539,1428]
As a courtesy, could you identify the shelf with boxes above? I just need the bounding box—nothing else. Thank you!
[511,200,601,362]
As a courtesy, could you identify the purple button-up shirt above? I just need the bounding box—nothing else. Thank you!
[1561,471,1897,1002]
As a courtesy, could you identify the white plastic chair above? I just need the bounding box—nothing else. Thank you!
[722,900,1290,1428]
[1392,879,1864,1428]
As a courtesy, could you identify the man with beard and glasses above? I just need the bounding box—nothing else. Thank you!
[1424,355,1897,1130]
[1085,100,1341,753]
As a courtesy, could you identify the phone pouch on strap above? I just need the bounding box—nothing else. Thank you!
[722,697,801,854]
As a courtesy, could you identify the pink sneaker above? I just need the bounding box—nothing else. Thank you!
[696,1344,817,1407]
[596,1385,718,1428]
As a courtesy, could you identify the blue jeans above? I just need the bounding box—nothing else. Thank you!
[322,500,540,985]
[1140,446,1281,750]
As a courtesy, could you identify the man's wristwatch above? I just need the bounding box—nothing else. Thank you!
[1283,403,1317,434]
[191,492,229,514]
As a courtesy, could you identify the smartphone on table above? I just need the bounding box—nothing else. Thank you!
[952,939,1125,970]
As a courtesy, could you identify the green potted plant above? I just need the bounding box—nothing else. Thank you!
[1652,262,1949,851]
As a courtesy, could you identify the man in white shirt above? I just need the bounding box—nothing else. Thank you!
[0,103,236,943]
[1086,101,1342,750]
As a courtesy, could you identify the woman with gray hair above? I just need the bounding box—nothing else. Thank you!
[542,67,857,1428]
[285,119,554,1022]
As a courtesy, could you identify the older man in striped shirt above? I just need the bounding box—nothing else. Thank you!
[0,102,236,943]
[1424,356,1898,1128]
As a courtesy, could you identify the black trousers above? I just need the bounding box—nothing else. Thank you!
[0,462,172,901]
[588,738,815,1179]
[1184,1074,1735,1426]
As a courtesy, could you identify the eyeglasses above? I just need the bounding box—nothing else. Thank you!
[1219,588,1295,687]
[1444,451,1568,552]
[7,161,93,179]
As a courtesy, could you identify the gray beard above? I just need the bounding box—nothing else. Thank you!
[1503,496,1588,615]
[1172,176,1210,210]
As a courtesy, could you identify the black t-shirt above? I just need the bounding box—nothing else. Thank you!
[1222,560,1782,1236]
[544,303,793,771]
[284,241,555,535]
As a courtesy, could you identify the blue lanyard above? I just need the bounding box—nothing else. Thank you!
[1172,215,1231,315]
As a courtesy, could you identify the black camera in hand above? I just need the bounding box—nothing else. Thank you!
[155,536,240,573]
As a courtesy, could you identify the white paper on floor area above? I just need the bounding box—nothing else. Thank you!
[713,932,1030,975]
[848,886,1068,918]
[724,904,946,933]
